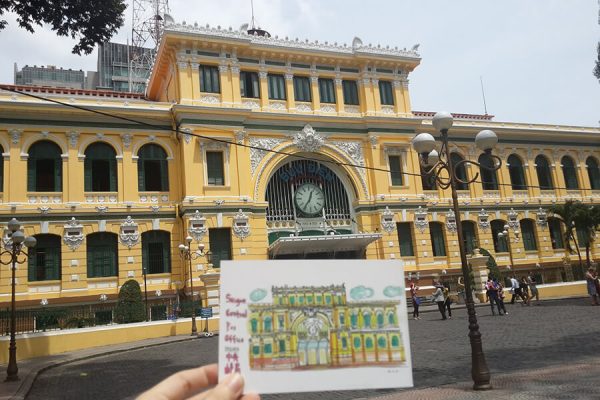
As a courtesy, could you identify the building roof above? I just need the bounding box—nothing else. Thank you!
[0,84,146,99]
[413,111,494,121]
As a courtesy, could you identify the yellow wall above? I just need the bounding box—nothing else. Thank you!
[0,317,219,363]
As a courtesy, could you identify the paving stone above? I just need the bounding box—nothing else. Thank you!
[26,298,600,400]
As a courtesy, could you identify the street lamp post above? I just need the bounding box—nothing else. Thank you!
[412,111,500,390]
[179,237,212,336]
[0,218,36,382]
[498,224,520,272]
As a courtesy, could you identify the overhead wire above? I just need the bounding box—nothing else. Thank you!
[1,86,597,194]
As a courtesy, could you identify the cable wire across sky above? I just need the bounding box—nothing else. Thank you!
[1,86,596,194]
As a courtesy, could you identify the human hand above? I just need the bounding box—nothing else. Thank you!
[137,363,260,400]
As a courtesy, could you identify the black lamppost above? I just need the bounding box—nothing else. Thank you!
[0,218,36,382]
[497,224,519,271]
[412,111,500,390]
[179,236,205,336]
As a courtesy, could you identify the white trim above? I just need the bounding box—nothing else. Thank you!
[77,135,124,160]
[131,137,175,161]
[21,132,68,155]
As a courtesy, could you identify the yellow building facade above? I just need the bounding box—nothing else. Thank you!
[1,22,600,314]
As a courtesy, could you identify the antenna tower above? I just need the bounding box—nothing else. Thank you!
[130,0,170,93]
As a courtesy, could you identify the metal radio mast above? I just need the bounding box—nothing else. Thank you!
[129,0,170,93]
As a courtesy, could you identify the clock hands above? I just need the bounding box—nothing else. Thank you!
[304,191,314,209]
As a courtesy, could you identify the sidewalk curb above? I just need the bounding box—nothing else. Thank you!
[2,335,201,400]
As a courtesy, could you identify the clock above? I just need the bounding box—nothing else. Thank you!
[294,183,325,216]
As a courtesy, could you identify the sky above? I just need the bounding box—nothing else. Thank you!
[0,0,598,127]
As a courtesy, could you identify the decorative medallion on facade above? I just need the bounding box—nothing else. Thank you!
[507,208,519,231]
[67,131,79,147]
[235,130,247,144]
[380,206,396,234]
[414,206,429,233]
[121,133,132,149]
[2,230,12,251]
[120,216,140,249]
[181,128,192,144]
[478,209,490,231]
[249,137,285,175]
[232,209,251,239]
[536,207,547,229]
[293,124,325,153]
[445,209,457,234]
[188,210,208,241]
[9,129,22,144]
[63,218,84,251]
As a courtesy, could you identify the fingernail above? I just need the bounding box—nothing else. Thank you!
[223,373,243,394]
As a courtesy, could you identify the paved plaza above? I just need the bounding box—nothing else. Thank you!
[23,298,600,399]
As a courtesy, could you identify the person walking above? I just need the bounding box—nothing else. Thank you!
[510,275,526,305]
[486,278,501,315]
[527,272,540,305]
[520,277,531,306]
[410,281,421,319]
[585,267,599,306]
[495,279,508,315]
[443,283,452,319]
[432,281,446,320]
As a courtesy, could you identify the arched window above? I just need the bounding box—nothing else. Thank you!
[391,336,400,347]
[421,165,437,190]
[87,232,118,277]
[429,222,446,257]
[138,144,168,192]
[27,141,62,192]
[365,337,374,349]
[507,154,526,190]
[450,152,468,190]
[353,336,361,349]
[377,336,387,348]
[478,153,498,190]
[250,318,258,333]
[547,217,564,250]
[263,316,272,332]
[520,219,537,251]
[561,156,579,189]
[28,234,61,281]
[363,312,372,328]
[535,155,553,190]
[461,221,478,254]
[141,230,171,274]
[491,220,508,252]
[376,312,384,328]
[586,157,600,190]
[85,143,117,192]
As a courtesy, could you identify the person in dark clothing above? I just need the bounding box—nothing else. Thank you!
[486,278,502,315]
[432,281,446,320]
[443,283,452,319]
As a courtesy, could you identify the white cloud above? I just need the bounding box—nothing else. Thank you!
[0,0,597,126]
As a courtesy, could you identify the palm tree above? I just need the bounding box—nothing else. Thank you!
[548,200,584,278]
[573,204,600,269]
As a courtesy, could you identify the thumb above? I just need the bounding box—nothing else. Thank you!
[204,373,244,400]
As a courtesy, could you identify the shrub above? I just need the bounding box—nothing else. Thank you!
[114,279,146,323]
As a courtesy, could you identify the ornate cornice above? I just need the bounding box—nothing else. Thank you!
[165,22,420,60]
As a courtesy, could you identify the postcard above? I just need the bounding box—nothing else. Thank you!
[218,259,413,394]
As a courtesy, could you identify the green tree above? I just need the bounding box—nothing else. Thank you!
[548,200,588,278]
[114,279,146,323]
[0,0,126,54]
[573,204,600,269]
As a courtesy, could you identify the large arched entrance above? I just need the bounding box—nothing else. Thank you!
[265,158,380,259]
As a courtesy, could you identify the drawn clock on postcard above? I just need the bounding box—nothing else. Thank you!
[294,183,325,216]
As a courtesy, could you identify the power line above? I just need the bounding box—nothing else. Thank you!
[1,86,597,194]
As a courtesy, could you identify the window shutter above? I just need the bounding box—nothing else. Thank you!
[239,71,247,97]
[162,234,171,273]
[138,160,146,191]
[27,157,36,191]
[54,157,62,192]
[251,73,259,97]
[109,157,117,192]
[28,250,36,281]
[160,159,169,191]
[84,158,92,192]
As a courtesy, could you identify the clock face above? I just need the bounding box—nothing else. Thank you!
[294,183,325,216]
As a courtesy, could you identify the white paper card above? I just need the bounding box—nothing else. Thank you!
[218,259,413,394]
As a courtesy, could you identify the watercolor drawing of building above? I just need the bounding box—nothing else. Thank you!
[248,284,406,370]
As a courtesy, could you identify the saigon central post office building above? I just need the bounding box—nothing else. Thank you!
[1,22,599,317]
